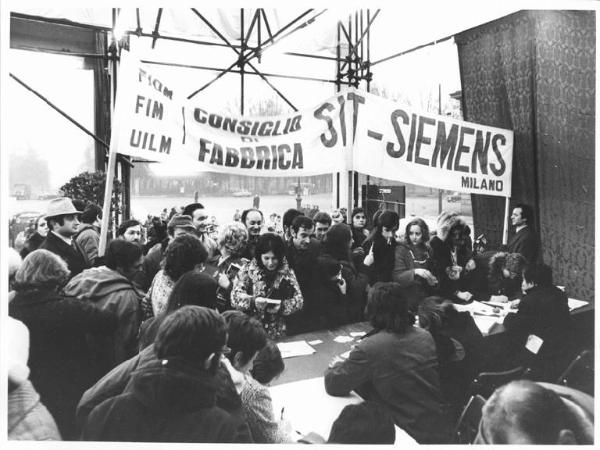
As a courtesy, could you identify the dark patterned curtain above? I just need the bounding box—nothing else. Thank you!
[456,10,595,301]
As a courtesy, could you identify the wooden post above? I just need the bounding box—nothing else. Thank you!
[98,149,118,256]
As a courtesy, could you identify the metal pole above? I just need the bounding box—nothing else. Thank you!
[354,10,358,86]
[257,10,262,62]
[187,9,316,99]
[363,9,371,208]
[438,83,443,214]
[334,21,341,209]
[142,59,336,84]
[99,9,119,257]
[372,33,454,67]
[9,74,109,150]
[365,9,371,207]
[339,14,352,214]
[502,197,510,245]
[296,177,302,209]
[240,8,245,115]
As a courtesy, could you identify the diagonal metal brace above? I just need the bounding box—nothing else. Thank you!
[10,73,134,168]
[151,8,163,49]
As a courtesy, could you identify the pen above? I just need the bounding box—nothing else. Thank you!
[280,407,285,420]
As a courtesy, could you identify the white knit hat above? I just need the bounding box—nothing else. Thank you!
[7,317,30,386]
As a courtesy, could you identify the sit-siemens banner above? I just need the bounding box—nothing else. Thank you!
[112,52,513,197]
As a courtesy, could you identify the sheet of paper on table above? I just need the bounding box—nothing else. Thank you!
[270,377,417,445]
[568,298,589,311]
[334,335,355,343]
[473,315,502,335]
[277,341,316,359]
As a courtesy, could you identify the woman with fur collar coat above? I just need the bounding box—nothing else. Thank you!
[429,212,475,302]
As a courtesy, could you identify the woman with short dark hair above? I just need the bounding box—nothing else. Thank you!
[417,296,484,406]
[231,233,303,339]
[138,271,218,351]
[324,282,451,444]
[9,249,117,439]
[241,341,292,443]
[361,210,400,284]
[320,223,369,323]
[141,234,208,319]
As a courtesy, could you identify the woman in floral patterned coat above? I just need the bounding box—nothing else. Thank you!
[231,233,303,339]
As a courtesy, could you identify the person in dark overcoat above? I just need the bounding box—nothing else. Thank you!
[9,249,117,439]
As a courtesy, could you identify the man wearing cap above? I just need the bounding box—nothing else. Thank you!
[134,214,197,291]
[39,197,90,278]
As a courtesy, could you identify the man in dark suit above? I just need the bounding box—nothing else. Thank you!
[39,197,90,278]
[507,203,540,264]
[284,215,322,333]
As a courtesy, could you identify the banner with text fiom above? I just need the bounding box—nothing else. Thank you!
[112,52,350,177]
[112,52,513,197]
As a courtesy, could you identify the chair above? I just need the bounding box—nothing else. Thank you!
[454,394,486,444]
[468,366,531,398]
[556,349,594,396]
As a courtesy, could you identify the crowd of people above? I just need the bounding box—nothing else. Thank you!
[7,196,592,444]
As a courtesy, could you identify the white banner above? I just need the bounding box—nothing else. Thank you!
[112,51,349,177]
[112,52,513,197]
[352,91,513,197]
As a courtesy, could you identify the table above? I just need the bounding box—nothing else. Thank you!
[274,322,371,385]
[270,377,417,445]
[455,297,592,337]
[268,298,593,443]
[271,324,416,445]
[270,377,362,440]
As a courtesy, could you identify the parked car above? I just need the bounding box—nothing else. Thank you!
[11,183,31,200]
[37,192,59,200]
[9,211,41,247]
[232,189,252,197]
[446,192,461,202]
